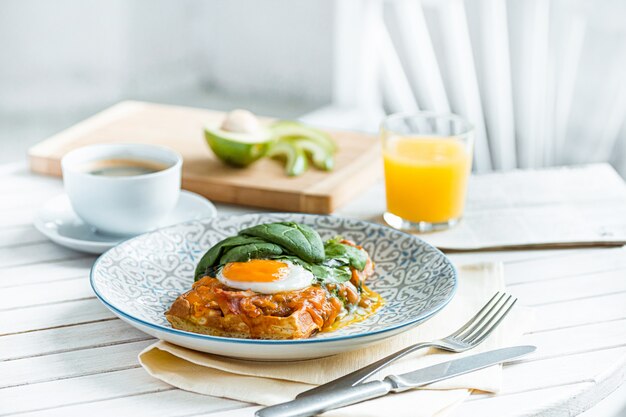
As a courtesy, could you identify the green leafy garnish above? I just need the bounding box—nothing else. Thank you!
[194,235,272,280]
[272,255,352,284]
[220,242,284,264]
[194,223,366,286]
[324,238,367,271]
[240,222,324,263]
[314,264,352,283]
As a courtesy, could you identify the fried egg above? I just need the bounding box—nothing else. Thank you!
[216,259,314,294]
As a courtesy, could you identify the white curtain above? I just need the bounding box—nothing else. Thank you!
[303,0,626,175]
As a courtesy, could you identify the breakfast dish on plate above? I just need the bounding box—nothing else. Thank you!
[166,222,384,339]
[91,213,456,359]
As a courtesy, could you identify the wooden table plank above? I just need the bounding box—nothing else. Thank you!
[0,207,38,229]
[11,389,245,417]
[509,269,626,306]
[504,247,626,284]
[0,340,154,388]
[0,242,87,269]
[0,298,115,335]
[0,226,49,248]
[521,319,626,360]
[0,277,94,310]
[530,293,626,332]
[0,191,58,212]
[456,382,594,417]
[0,368,170,415]
[0,320,153,361]
[500,347,626,393]
[0,175,60,195]
[0,257,95,288]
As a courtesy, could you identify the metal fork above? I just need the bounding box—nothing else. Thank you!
[297,291,517,398]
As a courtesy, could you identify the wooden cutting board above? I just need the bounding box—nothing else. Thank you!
[28,101,382,213]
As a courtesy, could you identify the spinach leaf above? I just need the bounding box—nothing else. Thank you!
[240,222,324,263]
[324,241,367,271]
[312,264,352,283]
[272,255,352,284]
[221,242,284,264]
[194,235,267,280]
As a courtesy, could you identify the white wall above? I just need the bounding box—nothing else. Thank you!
[0,0,333,116]
[0,0,130,112]
[195,0,333,103]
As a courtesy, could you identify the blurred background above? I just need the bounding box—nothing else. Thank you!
[1,0,626,176]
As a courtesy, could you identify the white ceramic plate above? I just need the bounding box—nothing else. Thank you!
[35,190,217,254]
[91,213,457,360]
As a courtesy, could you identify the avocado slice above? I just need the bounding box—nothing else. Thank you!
[267,139,308,176]
[270,120,337,153]
[293,137,334,171]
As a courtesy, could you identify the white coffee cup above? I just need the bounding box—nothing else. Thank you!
[62,143,183,236]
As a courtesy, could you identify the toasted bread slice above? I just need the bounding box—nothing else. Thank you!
[165,277,342,339]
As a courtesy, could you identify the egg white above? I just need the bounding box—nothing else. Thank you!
[216,260,314,294]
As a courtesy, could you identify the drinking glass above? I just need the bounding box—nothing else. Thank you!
[381,112,474,232]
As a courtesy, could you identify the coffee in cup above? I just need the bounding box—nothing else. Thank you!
[61,143,183,236]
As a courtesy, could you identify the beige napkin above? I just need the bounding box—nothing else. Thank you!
[139,263,531,416]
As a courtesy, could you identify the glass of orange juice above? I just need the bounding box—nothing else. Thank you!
[381,112,473,232]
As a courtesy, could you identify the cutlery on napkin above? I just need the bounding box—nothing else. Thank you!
[256,346,536,417]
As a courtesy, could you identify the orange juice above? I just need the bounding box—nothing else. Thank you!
[384,136,472,223]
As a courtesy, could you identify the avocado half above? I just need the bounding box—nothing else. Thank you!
[204,128,275,167]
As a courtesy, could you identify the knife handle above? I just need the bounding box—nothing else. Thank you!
[255,380,393,417]
[296,342,433,398]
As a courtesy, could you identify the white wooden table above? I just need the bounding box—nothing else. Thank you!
[1,162,625,417]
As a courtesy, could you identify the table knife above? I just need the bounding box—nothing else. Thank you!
[255,345,535,417]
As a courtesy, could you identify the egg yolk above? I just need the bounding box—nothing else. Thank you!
[221,260,288,282]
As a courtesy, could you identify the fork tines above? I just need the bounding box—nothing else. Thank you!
[453,292,517,345]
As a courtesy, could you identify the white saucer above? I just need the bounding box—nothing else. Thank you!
[34,191,217,254]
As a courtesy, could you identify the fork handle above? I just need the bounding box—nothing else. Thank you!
[296,342,434,398]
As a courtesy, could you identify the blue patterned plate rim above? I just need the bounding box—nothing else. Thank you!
[90,213,458,345]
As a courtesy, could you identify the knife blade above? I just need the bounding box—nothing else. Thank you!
[255,345,535,417]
